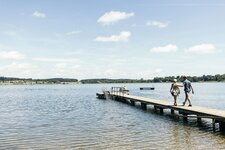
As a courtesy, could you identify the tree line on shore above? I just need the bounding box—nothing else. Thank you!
[80,74,225,84]
[0,74,225,84]
[0,77,78,84]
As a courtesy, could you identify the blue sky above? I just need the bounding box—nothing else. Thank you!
[0,0,225,79]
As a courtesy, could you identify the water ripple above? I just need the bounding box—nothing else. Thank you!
[0,84,225,149]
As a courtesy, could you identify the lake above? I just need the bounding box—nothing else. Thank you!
[0,83,225,149]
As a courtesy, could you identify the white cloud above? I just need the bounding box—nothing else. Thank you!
[54,63,67,75]
[98,11,134,25]
[95,31,131,42]
[66,30,81,35]
[146,21,168,28]
[0,62,34,77]
[55,63,67,68]
[53,63,80,77]
[0,51,25,60]
[3,31,17,36]
[33,11,46,18]
[32,57,80,63]
[104,69,118,76]
[151,44,178,53]
[137,68,162,79]
[185,44,216,54]
[9,63,32,69]
[154,68,162,74]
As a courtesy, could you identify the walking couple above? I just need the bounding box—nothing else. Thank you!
[170,76,194,106]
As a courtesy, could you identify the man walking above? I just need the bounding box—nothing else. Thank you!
[182,76,194,106]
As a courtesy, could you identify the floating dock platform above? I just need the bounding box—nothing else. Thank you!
[140,87,155,90]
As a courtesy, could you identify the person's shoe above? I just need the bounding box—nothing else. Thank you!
[174,103,177,106]
[188,104,192,107]
[182,102,185,106]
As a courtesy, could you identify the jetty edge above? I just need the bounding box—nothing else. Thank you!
[96,86,225,132]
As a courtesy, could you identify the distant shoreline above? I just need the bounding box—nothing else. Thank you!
[0,74,224,85]
[0,82,80,85]
[0,81,224,86]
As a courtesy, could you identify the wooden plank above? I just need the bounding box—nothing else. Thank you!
[111,93,225,121]
[111,94,171,107]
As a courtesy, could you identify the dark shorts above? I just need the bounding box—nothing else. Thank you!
[171,91,179,96]
[185,91,191,94]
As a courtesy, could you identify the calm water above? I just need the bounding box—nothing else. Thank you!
[0,83,225,149]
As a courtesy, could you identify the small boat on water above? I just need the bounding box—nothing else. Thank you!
[140,87,155,90]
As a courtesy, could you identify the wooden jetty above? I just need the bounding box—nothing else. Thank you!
[96,87,225,131]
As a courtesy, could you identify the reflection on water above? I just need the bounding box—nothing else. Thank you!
[0,83,225,149]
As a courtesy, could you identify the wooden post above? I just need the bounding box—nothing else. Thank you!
[124,98,128,104]
[183,113,188,122]
[171,109,175,114]
[219,121,225,131]
[116,96,120,101]
[141,103,147,110]
[160,107,163,114]
[154,106,157,112]
[130,100,135,106]
[120,97,126,103]
[119,97,123,102]
[197,116,202,125]
[212,119,216,131]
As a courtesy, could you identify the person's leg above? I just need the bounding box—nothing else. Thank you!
[174,95,177,106]
[187,93,192,106]
[183,92,188,106]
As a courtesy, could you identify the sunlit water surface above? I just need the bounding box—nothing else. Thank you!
[0,83,225,149]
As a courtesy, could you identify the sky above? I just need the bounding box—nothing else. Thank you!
[0,0,225,79]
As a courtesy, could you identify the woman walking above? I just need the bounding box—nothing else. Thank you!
[170,79,183,106]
